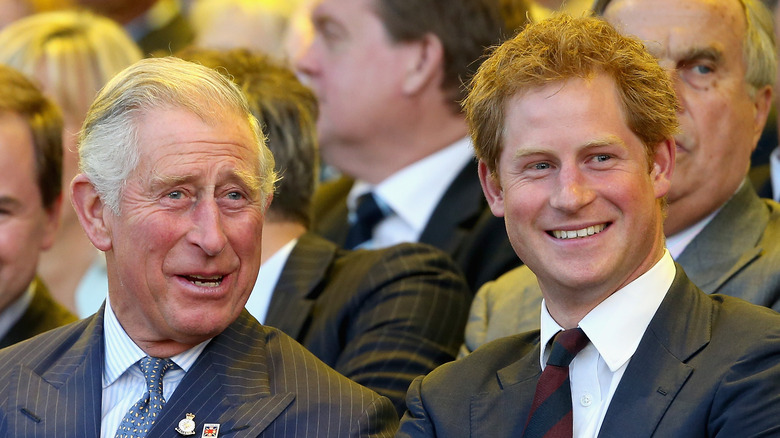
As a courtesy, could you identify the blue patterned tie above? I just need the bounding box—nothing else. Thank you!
[115,357,174,438]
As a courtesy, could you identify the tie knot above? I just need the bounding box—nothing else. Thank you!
[345,192,387,249]
[546,328,589,367]
[355,193,385,225]
[138,357,173,395]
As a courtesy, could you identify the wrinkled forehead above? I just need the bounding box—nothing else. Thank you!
[604,0,747,60]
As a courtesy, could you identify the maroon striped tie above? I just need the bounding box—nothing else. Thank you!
[523,328,590,438]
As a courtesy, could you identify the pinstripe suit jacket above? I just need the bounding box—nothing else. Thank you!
[311,160,520,291]
[0,277,77,349]
[0,309,399,437]
[399,266,780,437]
[265,233,471,416]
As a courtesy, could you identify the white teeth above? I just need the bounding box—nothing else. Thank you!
[552,224,606,239]
[188,275,223,287]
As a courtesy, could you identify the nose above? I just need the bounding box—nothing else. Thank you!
[549,166,596,213]
[294,35,319,82]
[188,197,228,257]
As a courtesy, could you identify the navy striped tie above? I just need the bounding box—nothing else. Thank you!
[523,328,590,438]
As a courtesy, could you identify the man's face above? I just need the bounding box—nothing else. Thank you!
[0,112,59,310]
[604,0,771,235]
[104,106,267,347]
[295,0,414,159]
[480,75,672,299]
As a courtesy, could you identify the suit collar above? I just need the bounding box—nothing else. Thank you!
[9,307,105,437]
[470,267,711,437]
[470,337,542,436]
[676,181,768,293]
[263,232,337,338]
[419,159,486,252]
[598,266,711,437]
[149,312,294,437]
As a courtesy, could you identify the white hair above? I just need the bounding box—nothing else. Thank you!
[78,56,277,213]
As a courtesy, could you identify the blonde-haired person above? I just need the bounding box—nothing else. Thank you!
[0,10,142,316]
[189,0,305,61]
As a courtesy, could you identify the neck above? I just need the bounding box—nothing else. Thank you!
[324,107,468,184]
[261,218,307,264]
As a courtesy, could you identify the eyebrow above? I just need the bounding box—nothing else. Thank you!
[0,196,22,209]
[511,135,627,160]
[148,169,261,195]
[677,46,724,65]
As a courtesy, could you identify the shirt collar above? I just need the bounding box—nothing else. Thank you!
[102,297,210,388]
[770,146,780,202]
[0,283,34,341]
[348,137,474,234]
[540,250,675,372]
[247,237,298,323]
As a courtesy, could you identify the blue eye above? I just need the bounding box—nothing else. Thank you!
[692,64,713,74]
[595,154,611,162]
[167,190,183,199]
[533,163,551,170]
[226,191,243,200]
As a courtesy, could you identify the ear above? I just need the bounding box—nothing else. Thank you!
[40,194,63,251]
[751,85,772,150]
[401,33,444,96]
[650,137,675,199]
[70,174,113,251]
[478,159,505,217]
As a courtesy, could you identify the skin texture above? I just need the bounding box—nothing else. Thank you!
[71,107,270,357]
[479,75,674,328]
[604,0,772,235]
[296,0,464,183]
[0,112,60,312]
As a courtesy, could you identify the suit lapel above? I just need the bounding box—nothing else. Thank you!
[470,342,541,437]
[598,267,712,437]
[7,312,104,438]
[312,176,353,246]
[264,233,337,340]
[149,314,295,437]
[677,182,768,293]
[419,160,484,254]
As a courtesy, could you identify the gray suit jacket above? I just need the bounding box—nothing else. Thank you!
[461,181,780,354]
[399,267,780,437]
[0,309,399,437]
[265,232,471,416]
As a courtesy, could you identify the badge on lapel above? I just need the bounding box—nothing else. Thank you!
[202,424,220,437]
[176,413,196,436]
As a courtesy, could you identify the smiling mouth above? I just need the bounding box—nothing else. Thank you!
[549,223,607,240]
[183,275,224,287]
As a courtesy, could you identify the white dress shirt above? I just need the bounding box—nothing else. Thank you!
[245,238,298,323]
[538,250,676,437]
[0,285,33,340]
[347,137,474,248]
[770,146,780,202]
[101,298,210,438]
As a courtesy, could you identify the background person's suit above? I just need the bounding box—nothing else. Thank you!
[675,181,780,307]
[0,277,77,349]
[398,266,780,437]
[0,308,398,437]
[265,232,471,416]
[311,161,519,291]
